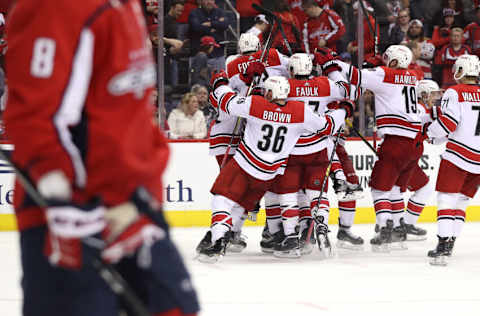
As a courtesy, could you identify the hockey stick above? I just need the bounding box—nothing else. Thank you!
[219,16,278,169]
[345,119,378,156]
[304,129,343,252]
[252,3,293,55]
[0,149,152,316]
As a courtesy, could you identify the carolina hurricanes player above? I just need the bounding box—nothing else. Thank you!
[197,33,291,254]
[321,45,424,251]
[4,0,199,315]
[262,53,360,258]
[419,55,480,265]
[397,79,444,240]
[197,72,351,262]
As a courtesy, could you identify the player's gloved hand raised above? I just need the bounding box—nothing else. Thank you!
[210,70,229,91]
[414,122,431,147]
[240,61,265,85]
[327,99,355,118]
[313,47,341,75]
[102,187,166,264]
[362,55,383,68]
[43,198,106,270]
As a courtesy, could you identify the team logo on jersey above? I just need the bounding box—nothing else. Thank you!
[108,63,156,99]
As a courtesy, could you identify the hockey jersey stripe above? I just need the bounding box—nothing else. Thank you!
[237,142,287,173]
[376,115,421,132]
[446,140,480,164]
[219,92,236,114]
[209,135,241,147]
[438,114,458,133]
[294,134,328,147]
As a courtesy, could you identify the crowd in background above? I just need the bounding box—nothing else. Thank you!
[0,1,479,139]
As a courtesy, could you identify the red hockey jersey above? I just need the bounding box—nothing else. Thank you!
[464,22,480,57]
[303,9,345,53]
[434,44,472,89]
[5,0,169,229]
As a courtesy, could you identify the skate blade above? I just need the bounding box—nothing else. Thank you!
[390,241,408,251]
[261,247,274,254]
[197,253,223,264]
[273,249,301,258]
[371,244,390,253]
[406,234,427,241]
[226,244,246,253]
[318,247,335,259]
[429,256,448,266]
[336,240,364,251]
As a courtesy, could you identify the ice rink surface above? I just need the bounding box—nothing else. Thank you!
[1,223,480,316]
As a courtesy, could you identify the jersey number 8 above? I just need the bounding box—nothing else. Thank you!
[30,38,56,78]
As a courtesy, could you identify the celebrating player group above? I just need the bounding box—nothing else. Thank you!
[196,32,480,267]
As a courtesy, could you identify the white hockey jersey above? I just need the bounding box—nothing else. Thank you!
[353,66,423,139]
[209,49,290,156]
[287,76,348,155]
[210,85,347,180]
[427,84,480,174]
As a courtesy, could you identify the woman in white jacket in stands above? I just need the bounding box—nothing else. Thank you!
[168,92,207,139]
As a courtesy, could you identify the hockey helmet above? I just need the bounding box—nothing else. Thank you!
[418,79,441,105]
[264,76,290,100]
[238,33,260,55]
[420,42,435,60]
[453,54,480,81]
[383,45,412,69]
[289,53,313,76]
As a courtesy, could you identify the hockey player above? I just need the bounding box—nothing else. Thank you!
[318,45,424,251]
[198,71,352,262]
[419,55,480,265]
[4,1,199,315]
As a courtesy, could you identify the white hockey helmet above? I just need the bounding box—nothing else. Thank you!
[238,33,260,54]
[264,76,290,100]
[383,45,412,69]
[420,42,435,60]
[289,53,313,76]
[453,54,480,81]
[418,79,440,99]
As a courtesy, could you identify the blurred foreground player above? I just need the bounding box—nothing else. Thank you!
[4,1,199,315]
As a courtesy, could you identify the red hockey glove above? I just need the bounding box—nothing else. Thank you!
[240,61,266,85]
[313,48,341,75]
[209,70,229,91]
[414,122,431,148]
[328,99,355,118]
[102,187,166,264]
[43,199,106,270]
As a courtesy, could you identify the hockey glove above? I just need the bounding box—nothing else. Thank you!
[430,104,442,120]
[362,55,384,68]
[313,48,341,75]
[327,99,355,119]
[240,61,266,86]
[44,198,106,270]
[414,122,431,148]
[210,70,229,91]
[102,187,166,264]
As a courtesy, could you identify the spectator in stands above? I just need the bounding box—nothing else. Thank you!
[434,27,471,88]
[432,0,467,29]
[347,1,379,60]
[145,0,159,25]
[369,0,395,53]
[404,41,424,79]
[176,0,198,40]
[302,0,346,53]
[167,92,207,139]
[190,36,219,87]
[246,14,270,42]
[402,19,436,79]
[191,84,216,130]
[267,0,302,55]
[189,0,229,71]
[164,0,188,86]
[409,0,443,37]
[432,8,457,49]
[333,0,355,53]
[236,0,262,33]
[388,9,410,46]
[464,6,480,58]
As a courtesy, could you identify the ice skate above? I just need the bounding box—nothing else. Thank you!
[273,233,301,258]
[336,228,364,250]
[446,237,456,256]
[197,237,228,263]
[299,220,316,255]
[260,229,285,254]
[341,182,364,201]
[226,231,247,253]
[370,221,392,252]
[314,219,334,258]
[400,218,427,241]
[428,236,452,266]
[195,230,212,254]
[390,224,408,250]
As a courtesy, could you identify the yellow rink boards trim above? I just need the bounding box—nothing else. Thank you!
[1,206,480,230]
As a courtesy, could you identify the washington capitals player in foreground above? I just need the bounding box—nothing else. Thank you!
[4,0,199,315]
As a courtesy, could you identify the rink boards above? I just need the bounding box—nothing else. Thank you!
[1,140,480,230]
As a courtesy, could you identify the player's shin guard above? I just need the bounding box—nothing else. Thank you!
[337,200,364,250]
[404,182,433,225]
[280,192,299,236]
[264,191,281,234]
[453,194,469,239]
[338,200,356,228]
[298,190,314,255]
[307,189,332,257]
[436,192,459,239]
[390,186,404,228]
[372,189,392,228]
[227,205,247,253]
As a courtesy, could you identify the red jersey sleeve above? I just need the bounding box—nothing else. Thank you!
[4,2,90,185]
[324,10,345,48]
